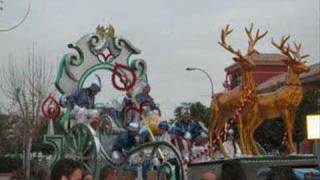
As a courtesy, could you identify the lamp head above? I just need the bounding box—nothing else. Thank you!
[186,67,196,71]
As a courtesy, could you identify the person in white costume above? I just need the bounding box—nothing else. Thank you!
[222,129,242,158]
[72,105,99,125]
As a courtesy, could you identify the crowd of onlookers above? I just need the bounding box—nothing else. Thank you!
[8,156,304,180]
[48,159,246,180]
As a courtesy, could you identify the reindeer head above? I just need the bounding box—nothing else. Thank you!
[272,36,310,74]
[218,24,268,71]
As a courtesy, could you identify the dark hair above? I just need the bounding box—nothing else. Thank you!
[50,158,83,180]
[100,165,116,180]
[219,160,247,180]
[266,167,293,180]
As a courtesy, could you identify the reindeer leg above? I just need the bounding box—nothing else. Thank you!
[244,124,254,155]
[247,113,261,155]
[209,127,216,158]
[289,110,297,153]
[250,123,260,155]
[282,110,296,153]
[209,110,219,158]
[243,125,251,155]
[216,119,228,158]
[238,116,247,155]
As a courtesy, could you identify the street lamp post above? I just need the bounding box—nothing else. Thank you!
[186,67,214,98]
[186,67,215,157]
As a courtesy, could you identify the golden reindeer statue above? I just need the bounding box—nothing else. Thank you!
[210,24,267,157]
[245,36,310,154]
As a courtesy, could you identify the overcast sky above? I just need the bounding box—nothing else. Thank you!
[0,0,319,119]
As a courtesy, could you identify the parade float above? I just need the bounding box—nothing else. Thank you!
[41,24,319,179]
[41,25,185,180]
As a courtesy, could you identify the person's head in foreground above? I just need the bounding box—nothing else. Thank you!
[220,160,247,180]
[82,169,93,180]
[100,165,117,180]
[50,158,83,180]
[201,171,217,180]
[266,167,293,180]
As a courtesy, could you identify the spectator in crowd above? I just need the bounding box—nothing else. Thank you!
[201,171,217,180]
[100,165,117,180]
[220,160,247,180]
[82,169,93,180]
[50,158,83,180]
[30,160,50,180]
[266,167,293,180]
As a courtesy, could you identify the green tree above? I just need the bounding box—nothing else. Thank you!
[294,89,320,143]
[255,117,286,152]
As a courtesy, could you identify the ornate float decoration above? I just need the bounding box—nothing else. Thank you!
[42,25,184,179]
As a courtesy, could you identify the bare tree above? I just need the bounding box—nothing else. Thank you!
[0,47,52,180]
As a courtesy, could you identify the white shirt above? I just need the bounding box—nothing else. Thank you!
[72,105,98,124]
[222,140,242,158]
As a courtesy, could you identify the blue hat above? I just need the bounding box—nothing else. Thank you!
[180,102,191,114]
[158,121,169,130]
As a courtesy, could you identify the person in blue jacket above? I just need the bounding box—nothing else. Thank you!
[66,83,101,109]
[171,103,207,160]
[135,85,158,111]
[173,104,204,142]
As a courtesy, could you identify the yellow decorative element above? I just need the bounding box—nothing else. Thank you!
[306,115,320,139]
[96,24,115,37]
[245,36,310,154]
[141,113,164,159]
[130,96,164,159]
[209,24,267,157]
[142,113,161,135]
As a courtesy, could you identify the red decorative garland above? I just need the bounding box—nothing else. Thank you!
[123,100,161,118]
[111,63,137,91]
[187,87,254,164]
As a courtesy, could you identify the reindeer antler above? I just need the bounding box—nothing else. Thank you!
[272,36,309,61]
[290,42,310,61]
[245,23,268,55]
[272,36,294,60]
[218,25,246,60]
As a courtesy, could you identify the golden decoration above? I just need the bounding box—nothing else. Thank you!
[96,24,115,38]
[245,36,310,154]
[209,24,267,157]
